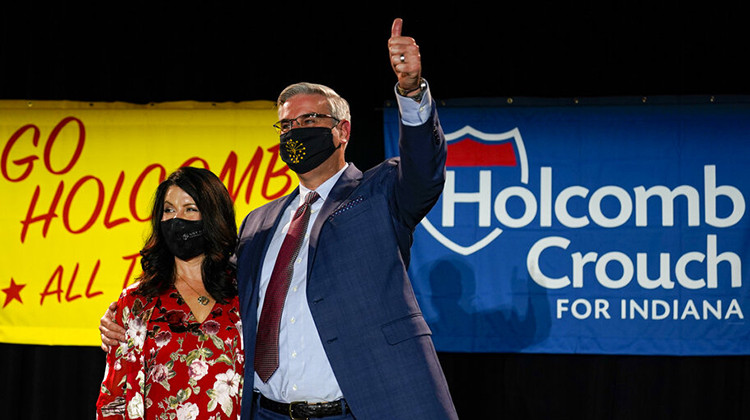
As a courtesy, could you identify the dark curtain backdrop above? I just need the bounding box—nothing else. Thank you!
[2,3,749,419]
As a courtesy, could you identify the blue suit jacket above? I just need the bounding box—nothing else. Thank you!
[236,103,458,419]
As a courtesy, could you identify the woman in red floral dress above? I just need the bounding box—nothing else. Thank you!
[97,167,244,419]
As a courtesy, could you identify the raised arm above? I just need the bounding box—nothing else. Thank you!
[388,19,447,228]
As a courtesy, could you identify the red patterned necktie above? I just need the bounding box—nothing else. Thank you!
[255,191,320,383]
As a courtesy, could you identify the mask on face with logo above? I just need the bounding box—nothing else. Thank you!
[160,218,206,260]
[279,127,342,174]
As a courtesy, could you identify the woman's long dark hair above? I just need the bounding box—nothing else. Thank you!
[136,166,238,303]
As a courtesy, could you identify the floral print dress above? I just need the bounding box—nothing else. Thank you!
[96,283,244,419]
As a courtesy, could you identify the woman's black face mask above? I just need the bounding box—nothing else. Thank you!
[160,218,206,260]
[279,127,341,174]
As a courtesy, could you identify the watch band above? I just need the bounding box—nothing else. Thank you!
[397,78,427,101]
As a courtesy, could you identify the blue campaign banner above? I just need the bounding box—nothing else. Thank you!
[384,97,750,356]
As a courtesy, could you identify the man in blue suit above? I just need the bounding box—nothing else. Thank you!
[235,18,457,420]
[101,18,457,419]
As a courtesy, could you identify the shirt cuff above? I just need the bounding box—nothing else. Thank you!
[394,82,433,127]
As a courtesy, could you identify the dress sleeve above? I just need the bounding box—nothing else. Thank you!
[95,288,137,419]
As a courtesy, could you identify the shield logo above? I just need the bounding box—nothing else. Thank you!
[420,125,528,255]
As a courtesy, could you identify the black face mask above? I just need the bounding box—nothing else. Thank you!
[160,218,206,260]
[279,126,341,174]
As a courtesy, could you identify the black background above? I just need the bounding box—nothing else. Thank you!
[1,3,749,419]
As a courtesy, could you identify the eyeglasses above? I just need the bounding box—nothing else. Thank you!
[273,113,340,134]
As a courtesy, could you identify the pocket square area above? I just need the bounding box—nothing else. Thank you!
[330,195,365,219]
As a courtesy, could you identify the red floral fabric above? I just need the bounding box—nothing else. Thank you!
[96,284,244,419]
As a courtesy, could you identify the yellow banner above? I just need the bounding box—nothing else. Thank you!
[0,100,295,346]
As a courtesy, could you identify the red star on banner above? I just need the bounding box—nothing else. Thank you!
[2,278,26,308]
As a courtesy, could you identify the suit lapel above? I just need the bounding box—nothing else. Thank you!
[235,190,298,336]
[259,189,300,268]
[243,188,299,301]
[307,164,363,274]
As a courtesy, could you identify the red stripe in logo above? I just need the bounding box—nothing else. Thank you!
[446,138,517,167]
